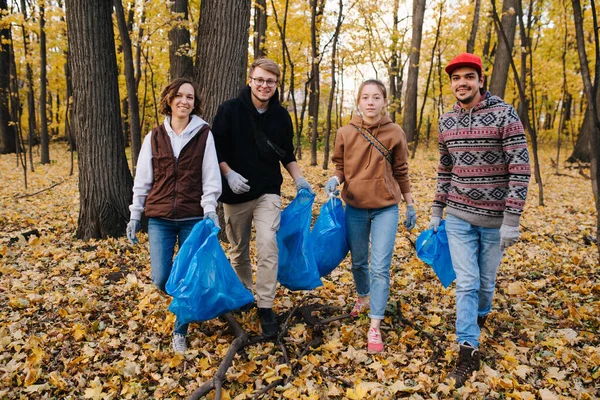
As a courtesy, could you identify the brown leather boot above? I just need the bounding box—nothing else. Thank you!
[447,343,481,388]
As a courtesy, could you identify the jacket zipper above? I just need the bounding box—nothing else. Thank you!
[173,157,179,219]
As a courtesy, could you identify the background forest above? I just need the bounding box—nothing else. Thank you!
[0,0,599,399]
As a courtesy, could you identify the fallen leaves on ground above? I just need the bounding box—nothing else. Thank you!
[0,143,598,399]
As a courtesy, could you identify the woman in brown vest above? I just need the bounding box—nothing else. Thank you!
[125,78,222,353]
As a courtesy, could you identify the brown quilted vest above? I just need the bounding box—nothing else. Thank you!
[144,124,210,219]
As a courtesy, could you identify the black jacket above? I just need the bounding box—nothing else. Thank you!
[212,85,297,204]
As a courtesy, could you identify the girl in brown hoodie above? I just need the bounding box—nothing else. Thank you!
[324,79,416,353]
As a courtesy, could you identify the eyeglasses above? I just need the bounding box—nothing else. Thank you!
[250,77,278,87]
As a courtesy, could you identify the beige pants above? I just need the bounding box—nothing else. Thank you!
[223,194,281,308]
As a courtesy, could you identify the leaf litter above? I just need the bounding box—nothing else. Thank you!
[0,143,598,399]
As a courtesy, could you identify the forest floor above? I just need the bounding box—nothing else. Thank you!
[0,142,598,399]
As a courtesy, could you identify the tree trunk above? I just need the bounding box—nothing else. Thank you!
[271,0,301,157]
[169,0,193,80]
[489,0,518,98]
[388,0,401,123]
[194,0,251,122]
[491,0,544,206]
[571,0,600,257]
[309,0,324,166]
[402,0,426,142]
[39,1,50,164]
[467,0,481,53]
[413,0,442,158]
[65,0,133,240]
[114,0,142,173]
[0,0,17,154]
[253,0,267,59]
[323,0,343,170]
[20,0,36,171]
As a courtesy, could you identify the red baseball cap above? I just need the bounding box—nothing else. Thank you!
[445,53,482,76]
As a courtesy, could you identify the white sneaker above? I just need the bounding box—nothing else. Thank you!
[171,333,187,354]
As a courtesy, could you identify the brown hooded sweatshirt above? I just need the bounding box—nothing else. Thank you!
[332,114,411,209]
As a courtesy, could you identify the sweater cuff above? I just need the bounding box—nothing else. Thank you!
[130,210,142,221]
[502,212,521,227]
[431,206,444,219]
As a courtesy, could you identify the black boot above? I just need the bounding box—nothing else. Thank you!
[447,343,481,388]
[257,308,279,337]
[477,314,487,329]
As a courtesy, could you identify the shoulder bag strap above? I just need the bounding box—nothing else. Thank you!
[351,124,393,165]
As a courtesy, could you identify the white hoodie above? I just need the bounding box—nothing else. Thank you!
[129,115,222,221]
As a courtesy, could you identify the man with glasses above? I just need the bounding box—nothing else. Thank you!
[212,58,313,337]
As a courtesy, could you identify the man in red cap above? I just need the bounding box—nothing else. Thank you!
[428,53,531,388]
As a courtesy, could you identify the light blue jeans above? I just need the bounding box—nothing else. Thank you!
[345,204,399,320]
[445,214,504,348]
[148,217,202,335]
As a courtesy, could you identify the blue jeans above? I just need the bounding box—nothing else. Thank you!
[148,217,202,335]
[445,214,504,348]
[345,204,398,320]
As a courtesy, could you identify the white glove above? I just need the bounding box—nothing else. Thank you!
[428,216,441,232]
[225,170,250,194]
[295,177,314,194]
[324,176,340,197]
[126,219,140,244]
[203,212,220,228]
[499,224,519,251]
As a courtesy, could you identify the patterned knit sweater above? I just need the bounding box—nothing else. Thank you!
[432,92,531,228]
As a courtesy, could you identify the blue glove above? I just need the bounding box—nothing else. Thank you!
[403,204,417,230]
[203,212,220,228]
[428,216,441,232]
[324,176,340,197]
[295,177,314,194]
[499,224,519,251]
[126,219,140,244]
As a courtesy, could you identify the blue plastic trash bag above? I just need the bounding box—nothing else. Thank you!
[416,220,455,288]
[166,219,254,323]
[311,196,349,277]
[277,189,322,290]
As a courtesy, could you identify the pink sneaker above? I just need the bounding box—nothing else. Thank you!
[350,298,369,317]
[367,327,384,353]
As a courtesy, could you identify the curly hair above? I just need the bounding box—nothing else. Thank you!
[158,77,203,116]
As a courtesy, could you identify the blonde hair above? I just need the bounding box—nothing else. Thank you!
[356,79,388,117]
[249,57,281,80]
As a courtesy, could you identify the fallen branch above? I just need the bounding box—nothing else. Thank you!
[187,295,351,399]
[187,313,249,400]
[14,180,64,199]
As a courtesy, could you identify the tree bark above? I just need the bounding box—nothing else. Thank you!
[65,0,133,240]
[271,0,301,158]
[571,0,600,256]
[389,0,402,123]
[467,0,481,53]
[413,0,443,158]
[19,0,36,171]
[194,0,251,122]
[309,0,325,166]
[169,0,193,80]
[402,0,426,142]
[323,0,343,170]
[489,0,518,98]
[39,1,50,164]
[0,0,17,154]
[114,0,142,174]
[253,0,267,59]
[491,0,544,206]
